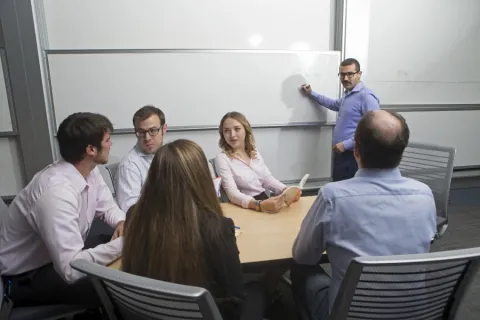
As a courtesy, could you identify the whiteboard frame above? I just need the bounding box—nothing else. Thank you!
[382,104,480,112]
[45,48,341,134]
[0,48,17,135]
[103,122,336,135]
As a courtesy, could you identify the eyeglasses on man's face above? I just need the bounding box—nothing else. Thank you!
[337,71,359,79]
[135,126,162,138]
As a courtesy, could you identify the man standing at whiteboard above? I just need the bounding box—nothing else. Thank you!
[301,58,380,181]
[115,106,167,212]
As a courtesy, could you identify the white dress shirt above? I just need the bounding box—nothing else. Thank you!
[214,151,286,208]
[115,144,154,212]
[0,160,125,284]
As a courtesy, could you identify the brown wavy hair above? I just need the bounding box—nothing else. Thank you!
[218,111,257,158]
[122,139,225,287]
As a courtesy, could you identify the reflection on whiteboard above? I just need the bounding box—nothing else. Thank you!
[47,51,340,129]
[41,0,332,51]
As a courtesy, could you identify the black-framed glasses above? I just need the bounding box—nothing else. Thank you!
[338,72,359,79]
[135,126,162,138]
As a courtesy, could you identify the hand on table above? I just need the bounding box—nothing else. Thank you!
[260,195,286,213]
[333,142,345,153]
[111,220,125,240]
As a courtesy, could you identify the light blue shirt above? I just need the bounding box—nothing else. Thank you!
[293,168,437,310]
[115,145,154,212]
[311,82,380,150]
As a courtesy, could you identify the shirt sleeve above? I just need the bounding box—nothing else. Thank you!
[212,218,246,319]
[293,189,332,265]
[214,154,254,209]
[256,152,286,195]
[342,137,355,151]
[361,93,380,114]
[95,169,126,228]
[115,163,142,213]
[426,188,438,239]
[342,92,381,151]
[32,186,123,284]
[311,91,342,112]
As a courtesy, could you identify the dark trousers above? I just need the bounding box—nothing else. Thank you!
[240,281,268,320]
[241,259,292,319]
[291,262,331,320]
[3,233,112,309]
[3,264,100,309]
[253,192,270,201]
[332,150,358,182]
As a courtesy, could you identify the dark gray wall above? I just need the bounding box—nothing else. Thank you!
[0,0,54,181]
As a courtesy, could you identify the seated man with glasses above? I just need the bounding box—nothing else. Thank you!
[300,58,380,182]
[115,105,167,212]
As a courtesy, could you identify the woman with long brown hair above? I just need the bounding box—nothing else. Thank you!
[215,111,301,213]
[122,139,266,320]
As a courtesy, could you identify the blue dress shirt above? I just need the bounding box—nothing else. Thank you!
[293,168,437,310]
[311,82,380,150]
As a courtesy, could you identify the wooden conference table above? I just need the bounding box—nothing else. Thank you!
[109,196,317,270]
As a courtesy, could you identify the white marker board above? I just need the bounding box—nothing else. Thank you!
[47,51,340,129]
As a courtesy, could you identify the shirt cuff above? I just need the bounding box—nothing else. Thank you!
[109,210,126,228]
[242,196,255,209]
[311,91,323,102]
[342,138,355,151]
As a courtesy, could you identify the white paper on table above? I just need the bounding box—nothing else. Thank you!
[281,173,310,203]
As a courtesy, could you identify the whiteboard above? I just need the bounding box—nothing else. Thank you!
[363,0,480,104]
[399,110,480,167]
[41,0,333,51]
[0,52,13,133]
[47,51,340,129]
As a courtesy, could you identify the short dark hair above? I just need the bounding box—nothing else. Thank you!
[132,105,165,128]
[355,111,410,169]
[340,58,361,72]
[57,112,113,164]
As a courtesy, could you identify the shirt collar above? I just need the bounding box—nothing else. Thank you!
[58,160,90,192]
[345,82,364,95]
[134,143,155,159]
[354,168,402,179]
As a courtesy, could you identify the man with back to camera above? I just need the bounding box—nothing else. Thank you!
[301,58,380,181]
[0,112,125,315]
[290,110,437,320]
[115,105,167,212]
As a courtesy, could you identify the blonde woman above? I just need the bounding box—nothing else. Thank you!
[122,139,267,320]
[214,112,301,213]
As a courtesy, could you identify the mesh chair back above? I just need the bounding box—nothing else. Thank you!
[208,159,230,203]
[399,142,456,236]
[329,247,480,320]
[70,259,223,320]
[106,162,120,193]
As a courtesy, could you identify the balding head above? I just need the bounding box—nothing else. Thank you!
[354,110,410,169]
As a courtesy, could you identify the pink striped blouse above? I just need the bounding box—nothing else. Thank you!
[214,151,286,208]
